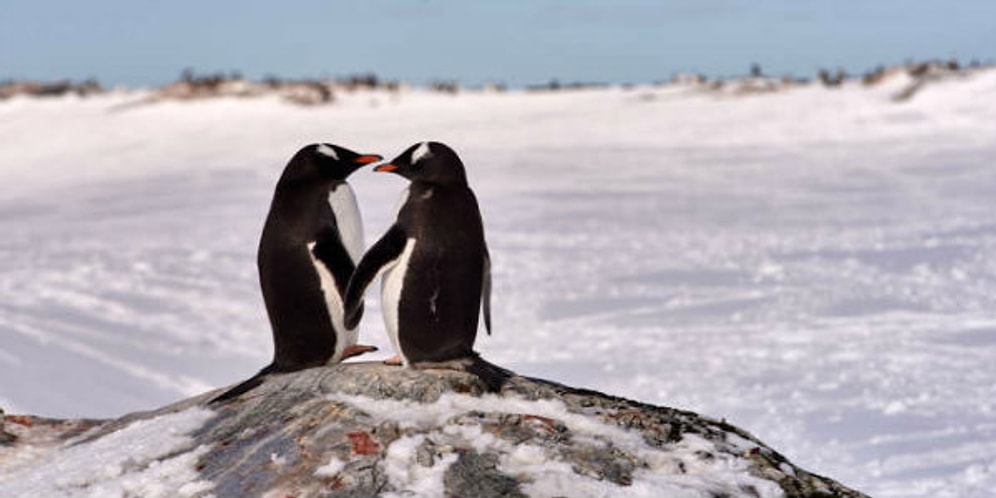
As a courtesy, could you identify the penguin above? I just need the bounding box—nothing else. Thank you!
[344,141,510,391]
[211,143,381,403]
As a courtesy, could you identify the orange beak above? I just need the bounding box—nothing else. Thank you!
[353,155,382,165]
[374,163,398,172]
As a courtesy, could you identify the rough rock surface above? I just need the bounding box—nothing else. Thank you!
[1,363,869,497]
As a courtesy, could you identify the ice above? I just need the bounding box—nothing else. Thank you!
[2,71,996,496]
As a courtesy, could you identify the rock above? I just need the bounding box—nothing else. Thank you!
[444,449,527,498]
[0,363,869,497]
[0,409,102,449]
[0,79,104,99]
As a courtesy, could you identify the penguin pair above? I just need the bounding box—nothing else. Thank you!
[212,142,507,403]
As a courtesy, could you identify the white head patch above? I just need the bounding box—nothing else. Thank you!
[316,144,339,160]
[411,142,432,164]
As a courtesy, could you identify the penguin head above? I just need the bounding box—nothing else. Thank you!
[280,143,382,187]
[374,141,467,185]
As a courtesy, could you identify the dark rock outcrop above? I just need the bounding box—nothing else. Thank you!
[1,363,868,497]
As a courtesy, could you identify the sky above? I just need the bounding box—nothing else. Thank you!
[1,0,994,88]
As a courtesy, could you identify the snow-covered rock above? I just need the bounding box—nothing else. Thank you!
[1,364,867,497]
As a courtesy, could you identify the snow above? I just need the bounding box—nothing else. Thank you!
[2,70,996,496]
[379,433,460,498]
[330,392,782,497]
[313,455,346,477]
[0,407,215,497]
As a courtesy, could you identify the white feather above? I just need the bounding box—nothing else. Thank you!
[411,141,432,163]
[381,238,417,367]
[328,184,364,264]
[306,241,355,364]
[316,143,339,160]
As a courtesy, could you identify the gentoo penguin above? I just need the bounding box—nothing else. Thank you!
[211,143,381,403]
[344,141,510,391]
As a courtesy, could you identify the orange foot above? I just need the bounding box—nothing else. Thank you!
[342,344,378,360]
[383,355,403,366]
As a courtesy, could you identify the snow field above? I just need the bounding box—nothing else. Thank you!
[2,71,996,495]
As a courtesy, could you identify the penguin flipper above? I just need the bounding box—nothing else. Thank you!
[482,248,492,335]
[345,224,408,329]
[312,226,356,297]
[208,364,276,404]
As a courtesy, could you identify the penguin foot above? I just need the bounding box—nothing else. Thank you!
[383,355,403,366]
[342,344,378,360]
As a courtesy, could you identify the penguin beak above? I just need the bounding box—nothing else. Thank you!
[353,155,382,165]
[374,163,399,172]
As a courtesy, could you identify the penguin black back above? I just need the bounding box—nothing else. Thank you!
[345,142,508,390]
[211,144,380,403]
[261,143,377,369]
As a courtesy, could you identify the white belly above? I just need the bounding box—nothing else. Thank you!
[307,241,356,363]
[328,184,364,265]
[380,238,417,366]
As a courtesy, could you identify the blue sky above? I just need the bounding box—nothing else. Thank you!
[2,0,993,87]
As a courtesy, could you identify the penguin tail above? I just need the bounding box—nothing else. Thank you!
[412,354,513,393]
[208,364,276,404]
[465,354,514,393]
